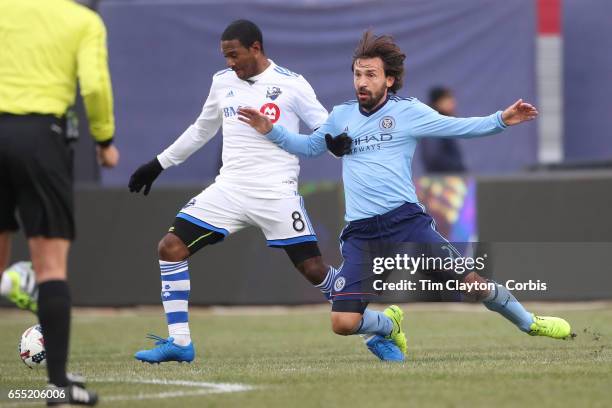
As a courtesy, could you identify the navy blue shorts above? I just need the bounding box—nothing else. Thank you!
[331,202,463,302]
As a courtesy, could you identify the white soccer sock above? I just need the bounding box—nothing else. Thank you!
[315,266,339,301]
[160,260,192,346]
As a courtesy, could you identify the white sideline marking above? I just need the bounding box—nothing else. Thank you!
[0,377,254,407]
[94,377,254,402]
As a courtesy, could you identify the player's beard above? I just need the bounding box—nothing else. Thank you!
[356,85,387,111]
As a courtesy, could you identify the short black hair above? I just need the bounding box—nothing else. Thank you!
[221,20,264,53]
[429,86,453,105]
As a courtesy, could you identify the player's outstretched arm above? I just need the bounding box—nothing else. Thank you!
[129,81,223,196]
[127,122,214,197]
[238,107,328,158]
[128,116,220,196]
[411,98,538,139]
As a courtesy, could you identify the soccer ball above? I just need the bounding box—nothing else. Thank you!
[19,324,46,368]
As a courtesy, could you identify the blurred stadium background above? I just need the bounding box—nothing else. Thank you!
[3,0,612,306]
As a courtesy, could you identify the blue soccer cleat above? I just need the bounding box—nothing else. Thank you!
[134,334,195,364]
[366,335,405,362]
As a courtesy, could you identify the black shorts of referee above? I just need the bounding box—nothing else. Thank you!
[0,113,75,239]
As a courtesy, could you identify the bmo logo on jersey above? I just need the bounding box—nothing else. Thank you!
[260,103,281,123]
[223,107,237,118]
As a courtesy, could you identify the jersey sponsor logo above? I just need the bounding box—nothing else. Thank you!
[352,133,393,145]
[334,277,346,292]
[260,103,281,123]
[266,86,282,100]
[350,133,393,154]
[379,116,395,130]
[223,106,237,118]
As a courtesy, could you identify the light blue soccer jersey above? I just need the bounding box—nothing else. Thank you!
[266,95,508,221]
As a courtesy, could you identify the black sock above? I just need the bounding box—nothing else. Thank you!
[37,280,71,387]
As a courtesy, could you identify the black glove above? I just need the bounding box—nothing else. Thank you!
[128,157,163,195]
[325,132,352,157]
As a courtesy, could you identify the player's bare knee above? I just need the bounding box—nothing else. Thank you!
[158,234,189,262]
[331,320,354,336]
[461,271,488,302]
[331,313,362,336]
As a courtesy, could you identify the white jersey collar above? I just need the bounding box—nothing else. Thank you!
[246,59,275,82]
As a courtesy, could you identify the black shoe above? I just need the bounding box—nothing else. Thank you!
[46,382,98,406]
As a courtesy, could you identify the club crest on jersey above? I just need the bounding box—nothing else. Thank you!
[379,116,395,130]
[266,86,282,101]
[334,277,346,292]
[260,103,281,123]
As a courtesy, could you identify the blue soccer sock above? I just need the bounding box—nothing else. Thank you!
[314,266,339,301]
[354,309,393,336]
[160,260,191,346]
[482,281,534,332]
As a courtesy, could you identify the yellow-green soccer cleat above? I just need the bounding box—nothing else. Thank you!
[2,262,38,313]
[383,305,407,355]
[529,315,571,339]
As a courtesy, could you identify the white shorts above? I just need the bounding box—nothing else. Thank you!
[176,181,317,247]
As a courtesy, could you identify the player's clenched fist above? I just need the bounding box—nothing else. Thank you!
[325,133,352,157]
[128,157,164,195]
[96,144,120,168]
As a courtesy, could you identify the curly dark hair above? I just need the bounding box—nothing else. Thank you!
[352,31,406,93]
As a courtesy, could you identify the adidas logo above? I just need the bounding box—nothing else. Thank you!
[226,90,235,98]
[344,126,349,132]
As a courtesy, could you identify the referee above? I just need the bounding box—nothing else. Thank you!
[0,0,119,405]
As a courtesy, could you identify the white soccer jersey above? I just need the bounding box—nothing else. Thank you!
[157,60,328,195]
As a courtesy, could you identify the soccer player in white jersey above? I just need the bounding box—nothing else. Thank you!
[128,20,339,363]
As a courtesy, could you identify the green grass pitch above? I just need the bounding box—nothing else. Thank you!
[1,304,611,407]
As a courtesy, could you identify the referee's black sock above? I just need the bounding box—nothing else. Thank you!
[37,280,71,387]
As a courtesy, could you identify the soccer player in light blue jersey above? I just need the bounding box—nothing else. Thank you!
[239,31,571,361]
